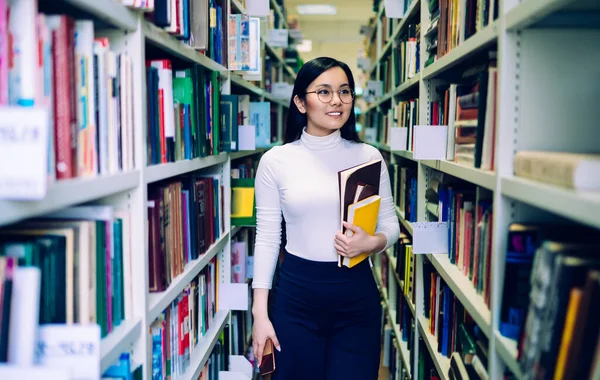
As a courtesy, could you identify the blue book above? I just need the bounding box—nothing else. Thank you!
[183,104,192,159]
[250,102,271,148]
[103,352,132,380]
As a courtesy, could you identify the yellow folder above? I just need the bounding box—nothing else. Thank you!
[342,195,381,268]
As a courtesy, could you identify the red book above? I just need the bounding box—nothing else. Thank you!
[48,15,76,179]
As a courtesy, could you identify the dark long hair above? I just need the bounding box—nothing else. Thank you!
[284,57,361,144]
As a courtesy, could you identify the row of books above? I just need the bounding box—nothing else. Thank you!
[147,173,225,293]
[0,1,136,181]
[392,24,420,87]
[364,98,420,151]
[382,317,411,380]
[499,224,600,380]
[231,156,260,180]
[428,178,494,306]
[220,94,274,150]
[424,0,498,67]
[231,228,254,284]
[150,256,219,378]
[146,60,221,164]
[0,205,133,343]
[429,58,497,170]
[146,0,226,66]
[422,259,490,379]
[146,63,277,166]
[374,247,416,380]
[425,176,600,379]
[390,163,418,223]
[124,0,292,82]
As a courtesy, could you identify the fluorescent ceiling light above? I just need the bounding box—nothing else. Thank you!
[296,4,337,15]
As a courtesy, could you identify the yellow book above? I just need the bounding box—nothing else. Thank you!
[231,187,255,218]
[341,195,381,268]
[553,287,583,380]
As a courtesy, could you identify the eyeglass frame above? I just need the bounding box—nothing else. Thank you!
[305,87,355,104]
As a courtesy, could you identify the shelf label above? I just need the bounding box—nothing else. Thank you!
[364,80,383,103]
[384,0,406,18]
[268,29,288,48]
[413,125,448,160]
[246,0,269,16]
[412,222,449,254]
[0,107,49,200]
[36,324,101,380]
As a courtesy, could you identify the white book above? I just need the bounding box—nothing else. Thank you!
[8,267,41,365]
[7,0,38,106]
[106,50,119,174]
[150,60,175,162]
[481,67,497,171]
[75,20,97,177]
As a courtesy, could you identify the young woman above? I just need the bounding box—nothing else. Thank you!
[251,57,400,379]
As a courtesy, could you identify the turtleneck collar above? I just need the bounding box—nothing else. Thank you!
[300,127,342,151]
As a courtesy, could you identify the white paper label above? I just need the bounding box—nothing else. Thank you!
[364,81,383,103]
[36,324,101,380]
[268,29,289,48]
[413,125,448,160]
[412,222,449,254]
[245,0,270,16]
[0,107,49,200]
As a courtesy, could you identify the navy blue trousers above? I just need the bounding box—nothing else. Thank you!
[270,252,382,380]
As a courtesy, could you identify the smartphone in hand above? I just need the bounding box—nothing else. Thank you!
[259,338,276,376]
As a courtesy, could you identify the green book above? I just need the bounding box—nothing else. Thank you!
[173,69,198,158]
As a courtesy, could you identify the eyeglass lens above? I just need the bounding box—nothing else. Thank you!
[316,88,354,103]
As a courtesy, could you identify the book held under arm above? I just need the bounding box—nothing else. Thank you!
[338,159,382,268]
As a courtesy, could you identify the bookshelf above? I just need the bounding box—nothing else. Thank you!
[0,0,297,378]
[363,0,600,378]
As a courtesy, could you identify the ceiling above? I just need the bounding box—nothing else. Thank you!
[284,0,376,85]
[285,0,375,43]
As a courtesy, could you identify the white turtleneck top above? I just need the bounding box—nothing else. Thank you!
[251,128,400,289]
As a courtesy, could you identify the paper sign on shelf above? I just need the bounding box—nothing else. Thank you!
[411,222,449,254]
[289,29,303,41]
[238,125,256,151]
[0,106,49,200]
[219,371,251,380]
[384,0,406,18]
[230,355,253,378]
[267,29,288,48]
[364,80,383,103]
[357,57,371,71]
[413,125,448,160]
[0,365,69,379]
[245,0,270,16]
[218,283,249,310]
[36,324,101,380]
[390,127,408,151]
[271,82,293,100]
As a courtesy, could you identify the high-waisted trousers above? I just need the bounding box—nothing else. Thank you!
[270,251,382,380]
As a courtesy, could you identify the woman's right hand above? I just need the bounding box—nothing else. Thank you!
[252,315,281,366]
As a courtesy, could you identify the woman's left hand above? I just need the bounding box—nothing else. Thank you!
[334,222,376,258]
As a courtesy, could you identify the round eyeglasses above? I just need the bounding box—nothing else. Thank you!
[305,88,355,104]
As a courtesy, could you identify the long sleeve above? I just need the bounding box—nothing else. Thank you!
[373,152,400,253]
[251,150,282,289]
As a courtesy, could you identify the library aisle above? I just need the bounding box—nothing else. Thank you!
[0,0,599,379]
